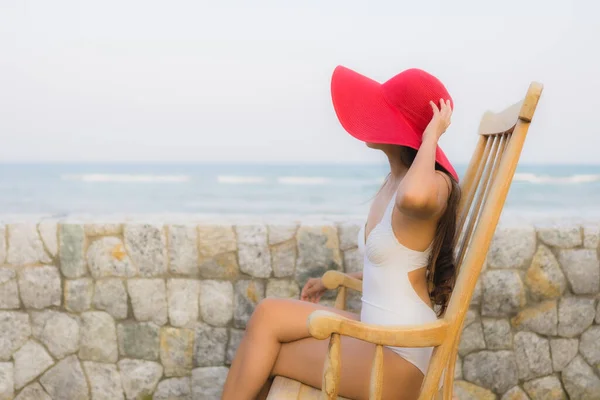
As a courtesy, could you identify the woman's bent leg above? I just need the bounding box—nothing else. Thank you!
[221,298,358,400]
[272,336,424,400]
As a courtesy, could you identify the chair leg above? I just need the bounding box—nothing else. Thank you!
[442,336,460,400]
[322,333,342,400]
[334,287,347,310]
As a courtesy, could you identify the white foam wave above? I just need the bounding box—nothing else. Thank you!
[513,173,600,184]
[277,177,331,185]
[216,176,384,186]
[217,176,266,184]
[61,174,190,183]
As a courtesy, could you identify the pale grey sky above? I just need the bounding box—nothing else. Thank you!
[0,0,597,164]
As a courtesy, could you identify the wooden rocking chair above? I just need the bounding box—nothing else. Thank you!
[267,81,543,400]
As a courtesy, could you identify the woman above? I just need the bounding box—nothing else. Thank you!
[222,66,461,400]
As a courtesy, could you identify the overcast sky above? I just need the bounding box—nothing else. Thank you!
[0,0,597,164]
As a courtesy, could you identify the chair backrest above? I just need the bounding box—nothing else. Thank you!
[419,82,543,400]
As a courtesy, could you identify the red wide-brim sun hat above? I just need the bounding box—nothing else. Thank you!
[331,65,459,182]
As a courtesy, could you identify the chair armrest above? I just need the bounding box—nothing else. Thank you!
[307,310,448,347]
[321,270,362,293]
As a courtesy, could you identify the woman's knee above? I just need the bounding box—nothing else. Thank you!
[247,297,282,331]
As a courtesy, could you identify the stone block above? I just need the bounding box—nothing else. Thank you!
[117,322,159,361]
[79,311,118,363]
[117,359,162,400]
[562,356,600,400]
[580,325,600,367]
[7,224,51,265]
[123,223,167,277]
[295,225,342,288]
[38,221,58,257]
[87,237,136,278]
[17,266,61,309]
[226,329,244,365]
[513,331,552,380]
[13,340,55,389]
[337,222,360,251]
[167,279,200,328]
[453,380,496,400]
[0,268,19,309]
[191,366,229,400]
[160,327,194,377]
[482,270,526,317]
[558,249,600,294]
[84,223,123,237]
[14,382,51,400]
[168,225,199,275]
[525,245,566,300]
[583,224,600,249]
[267,224,297,245]
[153,377,191,400]
[266,279,300,299]
[550,338,579,372]
[482,318,512,350]
[233,280,265,329]
[194,323,227,367]
[0,312,30,361]
[40,355,89,400]
[198,280,233,327]
[64,278,94,312]
[501,386,530,400]
[488,226,536,269]
[558,297,595,337]
[458,321,486,356]
[511,300,557,336]
[127,279,168,326]
[30,310,80,359]
[463,350,518,394]
[82,362,124,400]
[523,375,567,400]
[0,362,13,400]
[271,240,296,278]
[93,279,128,319]
[58,224,87,278]
[236,225,272,278]
[537,224,582,248]
[198,226,238,279]
[343,248,363,274]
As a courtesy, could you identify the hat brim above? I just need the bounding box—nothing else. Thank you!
[331,65,458,182]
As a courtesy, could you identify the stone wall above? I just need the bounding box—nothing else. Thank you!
[0,220,598,399]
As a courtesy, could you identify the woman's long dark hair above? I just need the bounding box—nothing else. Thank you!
[383,146,461,317]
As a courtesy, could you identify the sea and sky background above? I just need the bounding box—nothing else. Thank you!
[1,1,598,222]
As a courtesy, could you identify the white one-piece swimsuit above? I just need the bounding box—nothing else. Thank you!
[358,192,438,376]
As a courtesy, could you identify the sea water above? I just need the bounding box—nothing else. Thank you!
[1,163,600,223]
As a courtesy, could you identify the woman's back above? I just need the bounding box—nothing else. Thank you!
[359,190,439,376]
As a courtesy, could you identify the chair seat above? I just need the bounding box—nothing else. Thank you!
[267,376,352,400]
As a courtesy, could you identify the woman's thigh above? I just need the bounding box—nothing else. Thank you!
[248,297,358,342]
[272,337,423,400]
[258,298,424,400]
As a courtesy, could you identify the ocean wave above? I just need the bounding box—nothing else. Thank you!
[277,177,331,185]
[61,174,190,183]
[513,173,600,184]
[217,176,267,184]
[216,176,385,186]
[277,177,384,185]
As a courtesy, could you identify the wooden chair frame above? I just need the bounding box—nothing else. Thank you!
[267,82,543,400]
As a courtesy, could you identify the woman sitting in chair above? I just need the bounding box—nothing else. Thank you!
[222,65,461,400]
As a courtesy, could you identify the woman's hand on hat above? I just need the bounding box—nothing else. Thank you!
[423,98,452,141]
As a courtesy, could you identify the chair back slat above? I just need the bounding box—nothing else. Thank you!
[456,135,487,223]
[455,134,502,267]
[418,82,543,400]
[455,136,494,235]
